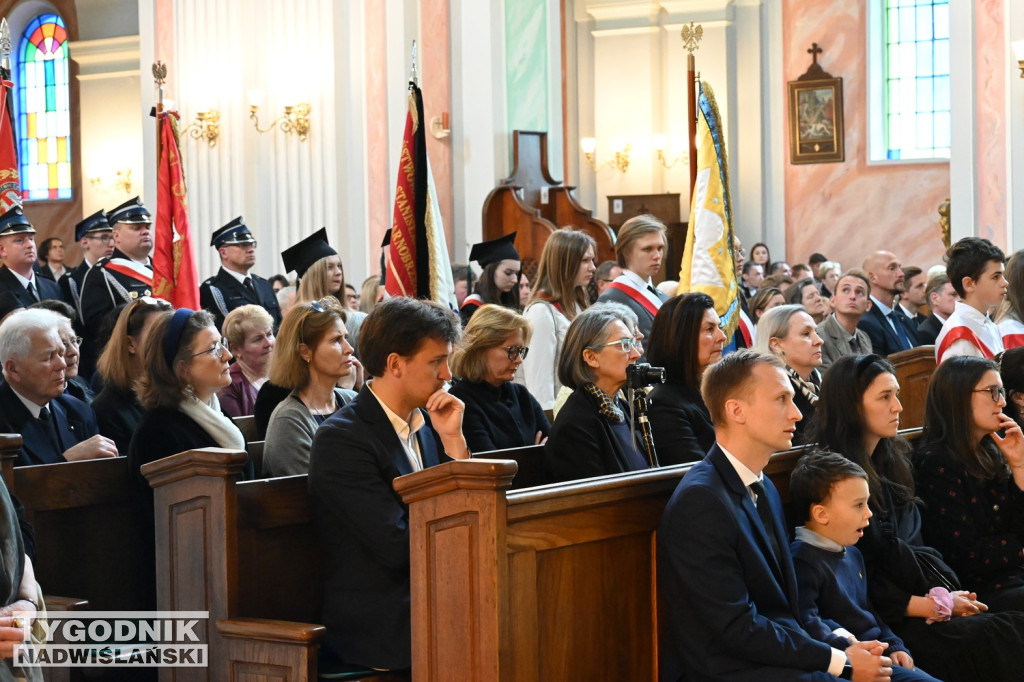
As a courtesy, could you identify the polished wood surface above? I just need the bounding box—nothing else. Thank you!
[888,345,936,430]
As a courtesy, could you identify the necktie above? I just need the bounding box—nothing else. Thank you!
[849,335,862,354]
[888,311,912,351]
[38,405,62,453]
[750,480,783,561]
[26,281,38,301]
[243,277,255,295]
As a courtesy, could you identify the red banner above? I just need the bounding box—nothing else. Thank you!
[152,113,199,308]
[385,90,419,298]
[0,77,21,212]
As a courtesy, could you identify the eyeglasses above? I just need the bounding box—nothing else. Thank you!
[973,386,1007,403]
[61,336,83,347]
[191,337,230,360]
[499,345,529,360]
[591,336,643,353]
[735,247,747,260]
[86,234,114,243]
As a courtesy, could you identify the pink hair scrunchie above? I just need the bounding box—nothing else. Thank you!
[925,586,953,624]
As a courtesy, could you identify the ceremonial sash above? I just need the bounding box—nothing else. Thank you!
[999,318,1024,350]
[105,258,153,287]
[460,293,484,310]
[606,281,659,317]
[936,326,995,362]
[737,313,753,348]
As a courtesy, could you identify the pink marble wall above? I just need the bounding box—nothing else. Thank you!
[419,0,454,247]
[975,0,1007,248]
[783,0,950,271]
[365,3,389,266]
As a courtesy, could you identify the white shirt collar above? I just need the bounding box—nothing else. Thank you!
[869,295,893,316]
[8,267,35,291]
[718,443,762,488]
[367,380,425,470]
[8,383,46,419]
[795,526,846,553]
[221,266,249,285]
[954,299,994,324]
[622,269,654,289]
[898,303,917,319]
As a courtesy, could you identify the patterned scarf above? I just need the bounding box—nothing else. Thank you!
[786,366,821,406]
[582,383,625,424]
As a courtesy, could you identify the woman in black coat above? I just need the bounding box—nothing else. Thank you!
[545,302,649,482]
[645,293,726,464]
[449,304,548,453]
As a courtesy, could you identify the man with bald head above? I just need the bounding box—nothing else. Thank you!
[857,250,920,356]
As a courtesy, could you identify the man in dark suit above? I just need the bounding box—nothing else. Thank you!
[0,206,61,307]
[658,350,891,681]
[308,297,469,672]
[916,272,958,346]
[79,196,155,378]
[858,250,920,356]
[199,217,282,331]
[58,209,112,328]
[0,308,117,466]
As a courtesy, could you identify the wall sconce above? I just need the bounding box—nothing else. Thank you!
[652,134,689,169]
[181,110,220,147]
[581,137,631,173]
[248,90,312,142]
[1013,41,1024,78]
[89,169,132,195]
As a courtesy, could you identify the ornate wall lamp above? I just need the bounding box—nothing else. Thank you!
[580,137,631,173]
[652,134,689,169]
[247,90,312,141]
[181,110,220,147]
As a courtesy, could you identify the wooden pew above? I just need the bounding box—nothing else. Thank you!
[477,444,547,489]
[888,345,936,430]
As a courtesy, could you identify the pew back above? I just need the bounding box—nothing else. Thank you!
[889,345,936,430]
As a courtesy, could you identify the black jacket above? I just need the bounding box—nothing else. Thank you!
[857,303,921,356]
[199,267,282,331]
[545,387,646,482]
[92,384,145,457]
[647,381,715,465]
[448,379,549,453]
[916,313,944,346]
[0,381,99,466]
[0,265,61,307]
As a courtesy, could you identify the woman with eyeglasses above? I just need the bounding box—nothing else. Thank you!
[914,355,1024,613]
[263,297,356,477]
[28,299,93,403]
[91,297,173,456]
[645,294,727,465]
[544,302,649,483]
[754,304,824,439]
[449,304,549,453]
[218,305,276,418]
[806,354,1024,681]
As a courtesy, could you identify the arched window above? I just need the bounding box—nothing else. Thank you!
[15,13,71,200]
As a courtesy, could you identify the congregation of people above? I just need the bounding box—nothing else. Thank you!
[3,195,1024,679]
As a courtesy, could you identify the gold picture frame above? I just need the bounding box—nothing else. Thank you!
[788,76,845,164]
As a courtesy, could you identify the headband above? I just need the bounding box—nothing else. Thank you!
[163,308,195,368]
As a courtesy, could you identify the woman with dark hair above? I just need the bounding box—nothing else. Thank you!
[784,277,828,324]
[996,249,1024,350]
[915,356,1024,612]
[459,233,521,325]
[999,346,1024,427]
[544,302,646,482]
[92,297,173,455]
[645,294,726,464]
[807,353,1024,681]
[750,242,771,272]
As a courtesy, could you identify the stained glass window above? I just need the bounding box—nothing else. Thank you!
[884,0,950,160]
[15,14,71,200]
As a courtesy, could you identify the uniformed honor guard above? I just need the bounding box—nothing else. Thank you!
[199,216,282,331]
[79,196,155,379]
[59,209,112,328]
[0,205,62,306]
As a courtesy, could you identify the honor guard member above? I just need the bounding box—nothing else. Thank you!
[199,216,282,331]
[79,196,155,379]
[58,209,112,328]
[0,205,62,306]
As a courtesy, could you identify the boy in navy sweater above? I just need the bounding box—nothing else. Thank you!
[790,452,941,681]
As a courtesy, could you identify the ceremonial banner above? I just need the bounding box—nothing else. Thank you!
[0,61,19,211]
[385,82,456,308]
[152,112,199,308]
[677,81,740,339]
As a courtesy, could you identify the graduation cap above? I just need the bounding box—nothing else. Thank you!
[107,196,152,225]
[468,232,519,268]
[0,206,34,236]
[378,229,392,286]
[210,216,255,248]
[281,227,337,278]
[74,209,110,241]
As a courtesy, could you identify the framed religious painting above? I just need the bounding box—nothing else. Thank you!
[788,43,845,164]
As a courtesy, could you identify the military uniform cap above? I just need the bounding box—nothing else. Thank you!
[0,205,35,236]
[281,227,337,279]
[211,216,255,248]
[107,196,152,225]
[75,209,110,241]
[469,232,519,268]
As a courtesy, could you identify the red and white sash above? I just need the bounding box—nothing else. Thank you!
[606,281,660,317]
[936,325,995,362]
[105,257,153,286]
[999,317,1024,350]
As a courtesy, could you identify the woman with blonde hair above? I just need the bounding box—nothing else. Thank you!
[92,296,172,455]
[519,228,597,410]
[358,275,382,315]
[449,304,549,452]
[263,297,357,476]
[754,303,824,438]
[218,305,275,417]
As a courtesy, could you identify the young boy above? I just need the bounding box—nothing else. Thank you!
[935,236,1006,363]
[789,452,940,681]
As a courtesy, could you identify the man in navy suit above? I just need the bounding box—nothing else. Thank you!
[0,308,117,466]
[308,297,469,672]
[0,206,61,307]
[657,350,892,681]
[858,251,920,356]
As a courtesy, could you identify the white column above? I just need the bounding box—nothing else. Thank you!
[761,0,786,259]
[949,0,978,241]
[1008,0,1024,252]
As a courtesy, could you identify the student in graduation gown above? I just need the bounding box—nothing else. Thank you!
[459,232,522,325]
